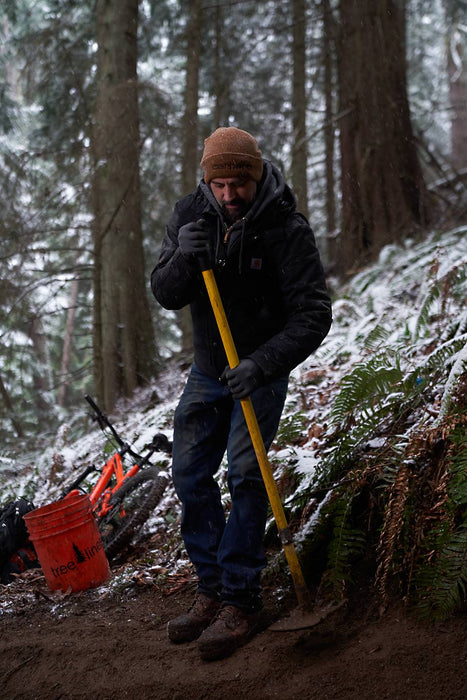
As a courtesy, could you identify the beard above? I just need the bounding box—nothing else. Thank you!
[221,199,251,225]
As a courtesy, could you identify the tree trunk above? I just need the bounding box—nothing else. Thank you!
[447,19,467,170]
[323,0,337,249]
[333,0,430,276]
[179,0,202,359]
[291,0,309,218]
[28,315,51,417]
[91,0,157,412]
[57,274,79,408]
[0,373,23,438]
[181,0,202,196]
[213,5,225,128]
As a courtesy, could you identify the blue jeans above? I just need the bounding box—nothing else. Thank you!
[172,364,289,612]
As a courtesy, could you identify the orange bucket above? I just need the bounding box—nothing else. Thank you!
[24,493,111,593]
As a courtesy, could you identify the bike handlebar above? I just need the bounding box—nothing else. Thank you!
[84,394,150,464]
[84,394,172,464]
[85,393,126,442]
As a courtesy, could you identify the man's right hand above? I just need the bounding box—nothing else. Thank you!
[178,220,210,260]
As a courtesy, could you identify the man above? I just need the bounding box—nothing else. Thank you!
[151,126,332,661]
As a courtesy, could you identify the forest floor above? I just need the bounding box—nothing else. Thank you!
[0,565,465,700]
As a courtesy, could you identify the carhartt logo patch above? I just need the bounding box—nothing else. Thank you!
[250,258,262,270]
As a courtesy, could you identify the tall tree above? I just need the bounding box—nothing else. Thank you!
[445,1,467,170]
[92,0,157,411]
[57,262,80,408]
[179,0,202,357]
[291,0,309,218]
[213,3,224,128]
[181,0,202,196]
[322,0,337,243]
[0,374,23,438]
[333,0,430,275]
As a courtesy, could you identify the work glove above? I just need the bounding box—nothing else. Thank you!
[178,219,211,263]
[221,359,263,399]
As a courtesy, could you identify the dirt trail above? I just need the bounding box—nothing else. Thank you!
[0,575,465,700]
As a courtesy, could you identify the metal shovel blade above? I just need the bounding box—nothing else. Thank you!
[268,599,347,632]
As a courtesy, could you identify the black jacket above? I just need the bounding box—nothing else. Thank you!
[151,161,332,381]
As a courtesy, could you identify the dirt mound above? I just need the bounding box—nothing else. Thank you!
[0,572,465,699]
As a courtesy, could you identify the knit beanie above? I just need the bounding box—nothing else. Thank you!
[200,127,263,183]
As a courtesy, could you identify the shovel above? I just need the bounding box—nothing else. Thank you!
[201,262,342,631]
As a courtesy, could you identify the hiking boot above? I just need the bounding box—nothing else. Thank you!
[197,604,260,661]
[167,593,221,643]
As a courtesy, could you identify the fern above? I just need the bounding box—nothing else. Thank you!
[418,334,467,375]
[362,323,391,351]
[320,410,386,481]
[294,229,467,618]
[331,355,403,427]
[276,411,307,447]
[415,524,467,621]
[413,275,441,342]
[412,423,467,620]
[413,252,467,342]
[319,492,367,599]
[316,355,404,480]
[375,462,412,605]
[447,427,467,506]
[434,338,467,425]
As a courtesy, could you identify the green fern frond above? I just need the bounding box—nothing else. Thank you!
[276,411,307,448]
[435,339,467,425]
[447,429,467,506]
[320,410,386,480]
[331,355,403,428]
[415,523,467,621]
[362,323,392,351]
[409,419,467,619]
[320,493,367,597]
[422,334,467,374]
[413,275,442,342]
[315,354,407,482]
[412,256,466,342]
[402,335,467,402]
[443,309,467,342]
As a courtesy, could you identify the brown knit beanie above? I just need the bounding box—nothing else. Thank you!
[200,127,263,183]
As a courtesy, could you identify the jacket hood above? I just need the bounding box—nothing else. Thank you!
[199,159,297,229]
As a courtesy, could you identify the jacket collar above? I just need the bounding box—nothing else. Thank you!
[198,160,295,232]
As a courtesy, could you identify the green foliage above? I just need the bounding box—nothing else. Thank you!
[331,356,403,426]
[415,524,467,621]
[315,354,405,483]
[412,272,442,342]
[412,425,467,620]
[276,411,307,448]
[297,234,467,619]
[305,393,466,619]
[319,493,367,598]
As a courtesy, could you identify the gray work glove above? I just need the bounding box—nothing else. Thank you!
[221,359,263,399]
[178,220,211,261]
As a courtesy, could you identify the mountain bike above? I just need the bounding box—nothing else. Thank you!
[62,395,172,560]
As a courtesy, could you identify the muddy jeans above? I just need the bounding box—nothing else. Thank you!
[172,364,289,613]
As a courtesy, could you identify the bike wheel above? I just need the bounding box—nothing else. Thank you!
[97,467,167,561]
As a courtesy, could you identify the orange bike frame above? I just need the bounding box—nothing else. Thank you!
[89,453,141,518]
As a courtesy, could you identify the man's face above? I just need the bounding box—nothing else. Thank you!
[210,177,257,224]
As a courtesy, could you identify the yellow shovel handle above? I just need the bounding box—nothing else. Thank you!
[202,268,308,607]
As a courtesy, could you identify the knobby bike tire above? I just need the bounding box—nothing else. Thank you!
[97,466,168,560]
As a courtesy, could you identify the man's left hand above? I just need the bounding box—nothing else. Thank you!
[221,359,263,399]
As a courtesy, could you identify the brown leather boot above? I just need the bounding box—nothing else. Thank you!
[197,604,260,661]
[167,593,221,643]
